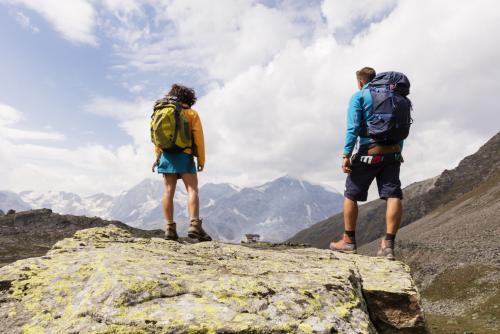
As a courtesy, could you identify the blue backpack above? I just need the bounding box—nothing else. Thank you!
[361,71,413,144]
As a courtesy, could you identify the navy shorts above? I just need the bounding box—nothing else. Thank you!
[344,152,403,202]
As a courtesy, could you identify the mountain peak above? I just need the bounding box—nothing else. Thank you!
[275,174,302,182]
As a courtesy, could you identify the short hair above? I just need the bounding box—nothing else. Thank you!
[356,67,376,84]
[167,84,197,107]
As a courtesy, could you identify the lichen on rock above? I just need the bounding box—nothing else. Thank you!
[0,225,427,333]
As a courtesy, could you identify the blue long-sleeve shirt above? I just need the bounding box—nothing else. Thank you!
[343,84,403,156]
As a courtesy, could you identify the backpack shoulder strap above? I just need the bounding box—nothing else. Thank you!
[359,87,367,109]
[359,87,369,137]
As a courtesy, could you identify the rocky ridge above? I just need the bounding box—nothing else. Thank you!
[0,225,427,333]
[0,209,164,267]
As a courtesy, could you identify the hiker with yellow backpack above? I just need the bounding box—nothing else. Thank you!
[151,84,212,242]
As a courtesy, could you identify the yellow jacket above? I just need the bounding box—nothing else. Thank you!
[154,108,205,167]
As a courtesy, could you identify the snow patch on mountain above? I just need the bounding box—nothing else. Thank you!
[232,208,250,221]
[203,198,215,208]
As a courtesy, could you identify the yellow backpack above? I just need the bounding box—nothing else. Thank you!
[150,96,192,153]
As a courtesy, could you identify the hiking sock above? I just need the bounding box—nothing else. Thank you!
[167,220,175,225]
[385,233,396,241]
[345,230,356,243]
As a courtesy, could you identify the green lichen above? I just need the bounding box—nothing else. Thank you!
[271,324,293,332]
[88,324,150,334]
[298,322,314,333]
[21,324,45,334]
[8,307,17,317]
[332,292,361,318]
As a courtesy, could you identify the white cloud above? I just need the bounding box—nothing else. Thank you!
[1,0,499,200]
[1,128,64,141]
[128,84,145,94]
[84,96,149,120]
[2,0,97,45]
[0,103,64,141]
[1,142,152,195]
[192,0,499,193]
[12,10,39,33]
[0,103,22,126]
[321,0,397,41]
[103,0,309,81]
[0,102,151,195]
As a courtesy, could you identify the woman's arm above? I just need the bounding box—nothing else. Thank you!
[191,111,205,169]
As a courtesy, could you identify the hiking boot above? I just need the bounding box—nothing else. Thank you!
[329,234,357,254]
[165,223,179,241]
[377,239,395,260]
[187,218,212,242]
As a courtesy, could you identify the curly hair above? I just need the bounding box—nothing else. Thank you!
[167,84,197,107]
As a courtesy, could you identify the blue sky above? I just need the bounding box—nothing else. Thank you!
[1,0,498,196]
[0,6,127,147]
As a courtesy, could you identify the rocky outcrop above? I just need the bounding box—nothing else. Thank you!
[0,225,427,333]
[0,209,164,267]
[0,209,4,216]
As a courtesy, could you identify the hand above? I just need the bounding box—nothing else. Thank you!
[197,164,204,172]
[342,157,352,174]
[152,157,160,173]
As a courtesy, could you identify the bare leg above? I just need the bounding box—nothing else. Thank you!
[181,173,199,219]
[386,198,402,234]
[330,197,359,252]
[162,174,178,222]
[182,173,211,242]
[344,197,358,232]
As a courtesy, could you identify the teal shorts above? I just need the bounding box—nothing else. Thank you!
[157,152,197,176]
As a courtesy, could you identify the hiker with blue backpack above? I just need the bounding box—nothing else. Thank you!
[151,84,212,242]
[330,67,412,260]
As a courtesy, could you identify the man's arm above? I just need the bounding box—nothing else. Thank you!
[341,93,362,173]
[343,93,362,157]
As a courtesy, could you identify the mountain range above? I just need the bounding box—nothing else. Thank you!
[0,175,343,243]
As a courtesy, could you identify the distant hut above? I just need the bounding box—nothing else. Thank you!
[242,234,260,243]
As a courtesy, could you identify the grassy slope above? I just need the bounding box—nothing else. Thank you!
[360,172,500,333]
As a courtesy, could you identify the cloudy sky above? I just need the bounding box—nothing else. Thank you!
[0,0,498,197]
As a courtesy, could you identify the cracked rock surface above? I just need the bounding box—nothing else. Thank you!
[0,225,426,333]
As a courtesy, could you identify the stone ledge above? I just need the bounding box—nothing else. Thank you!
[0,225,427,333]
